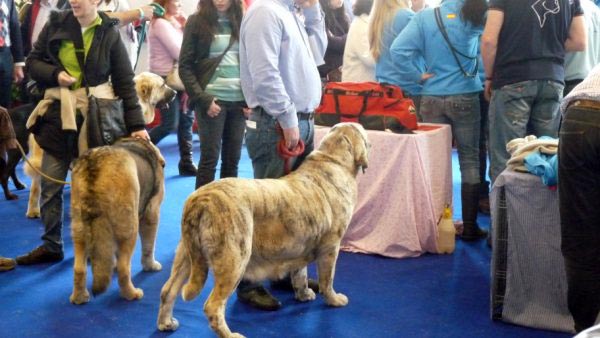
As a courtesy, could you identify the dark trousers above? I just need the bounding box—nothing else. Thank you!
[558,105,600,333]
[195,100,247,188]
[0,48,14,108]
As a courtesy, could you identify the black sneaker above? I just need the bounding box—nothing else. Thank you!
[237,285,282,311]
[16,246,64,265]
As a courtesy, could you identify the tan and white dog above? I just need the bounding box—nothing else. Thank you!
[69,137,165,304]
[157,122,370,338]
[24,72,175,218]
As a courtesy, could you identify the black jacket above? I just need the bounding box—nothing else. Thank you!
[178,13,220,113]
[26,10,145,159]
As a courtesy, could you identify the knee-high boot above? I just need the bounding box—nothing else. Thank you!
[178,138,197,176]
[460,182,488,241]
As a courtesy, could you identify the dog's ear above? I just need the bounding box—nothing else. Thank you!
[348,124,369,173]
[138,82,152,102]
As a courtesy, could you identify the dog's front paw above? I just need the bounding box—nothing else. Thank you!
[142,260,162,272]
[295,288,316,302]
[157,317,179,331]
[324,292,348,307]
[26,208,40,218]
[121,287,144,301]
[6,193,18,200]
[70,289,90,305]
[229,333,246,338]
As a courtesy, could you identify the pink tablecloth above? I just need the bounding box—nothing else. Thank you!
[315,123,453,258]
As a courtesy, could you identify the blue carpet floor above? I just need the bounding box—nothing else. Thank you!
[0,134,571,338]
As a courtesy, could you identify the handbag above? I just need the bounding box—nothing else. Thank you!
[315,82,418,134]
[74,36,127,148]
[194,38,235,90]
[166,62,185,91]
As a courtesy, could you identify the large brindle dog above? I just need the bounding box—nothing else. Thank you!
[157,122,370,338]
[69,137,165,304]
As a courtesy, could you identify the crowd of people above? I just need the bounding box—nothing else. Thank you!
[0,0,599,333]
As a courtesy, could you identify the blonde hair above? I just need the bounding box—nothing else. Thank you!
[368,0,411,61]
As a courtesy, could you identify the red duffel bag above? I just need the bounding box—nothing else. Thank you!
[315,82,418,133]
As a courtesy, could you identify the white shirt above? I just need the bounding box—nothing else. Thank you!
[341,14,375,82]
[98,0,139,68]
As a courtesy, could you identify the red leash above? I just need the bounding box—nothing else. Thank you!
[275,123,305,174]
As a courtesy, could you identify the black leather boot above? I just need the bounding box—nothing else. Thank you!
[178,139,197,176]
[460,183,488,241]
[237,280,281,311]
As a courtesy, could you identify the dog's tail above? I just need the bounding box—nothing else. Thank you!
[180,201,209,301]
[89,216,116,295]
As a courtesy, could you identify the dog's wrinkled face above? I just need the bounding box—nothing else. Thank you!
[134,72,177,124]
[329,122,370,172]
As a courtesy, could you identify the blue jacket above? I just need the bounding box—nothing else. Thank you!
[375,8,423,96]
[390,0,483,96]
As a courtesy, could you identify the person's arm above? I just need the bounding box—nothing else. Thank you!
[104,5,154,27]
[26,18,63,87]
[481,9,503,100]
[178,14,214,112]
[152,18,182,61]
[303,1,328,65]
[390,15,429,84]
[9,0,25,83]
[109,29,146,133]
[565,15,587,52]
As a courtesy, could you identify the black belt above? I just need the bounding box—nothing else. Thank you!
[255,107,314,120]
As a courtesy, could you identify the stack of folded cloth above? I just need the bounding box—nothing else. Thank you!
[506,135,559,186]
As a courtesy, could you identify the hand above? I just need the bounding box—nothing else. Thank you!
[131,129,150,141]
[484,80,492,102]
[57,71,77,87]
[140,5,154,21]
[207,99,221,118]
[242,107,252,119]
[282,126,300,150]
[13,66,24,84]
[421,73,434,83]
[295,0,318,8]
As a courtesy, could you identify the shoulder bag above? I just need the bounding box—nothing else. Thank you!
[434,7,478,78]
[74,37,127,148]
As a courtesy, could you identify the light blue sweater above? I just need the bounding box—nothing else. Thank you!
[390,0,483,96]
[375,8,423,96]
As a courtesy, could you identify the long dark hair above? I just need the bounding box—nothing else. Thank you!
[461,0,487,27]
[195,0,245,43]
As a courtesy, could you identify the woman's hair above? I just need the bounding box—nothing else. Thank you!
[368,0,410,61]
[194,0,245,43]
[353,0,373,17]
[461,0,488,27]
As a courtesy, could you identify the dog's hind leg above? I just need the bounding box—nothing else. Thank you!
[70,239,90,304]
[157,243,190,332]
[317,246,348,307]
[25,135,42,218]
[139,204,162,272]
[116,233,143,301]
[205,265,246,338]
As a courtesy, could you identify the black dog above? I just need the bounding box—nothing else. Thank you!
[1,103,35,200]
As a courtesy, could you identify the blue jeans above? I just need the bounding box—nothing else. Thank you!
[420,94,480,184]
[0,48,13,108]
[40,151,71,253]
[245,108,314,179]
[149,90,194,151]
[558,105,600,332]
[195,100,247,188]
[488,80,563,183]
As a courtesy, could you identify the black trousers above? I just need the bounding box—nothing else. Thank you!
[558,104,600,332]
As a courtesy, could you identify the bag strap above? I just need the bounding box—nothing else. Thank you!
[73,33,90,95]
[434,7,478,78]
[331,88,370,117]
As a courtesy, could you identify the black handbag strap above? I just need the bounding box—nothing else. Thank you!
[73,33,91,95]
[434,7,478,78]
